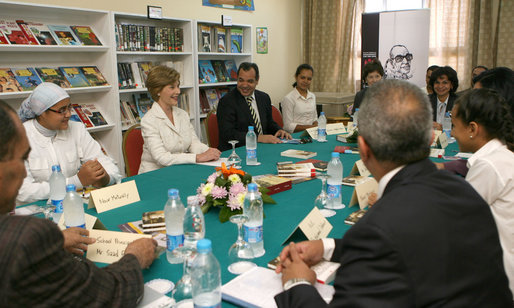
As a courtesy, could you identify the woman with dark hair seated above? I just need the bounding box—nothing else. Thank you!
[450,88,514,295]
[351,59,384,115]
[429,66,459,130]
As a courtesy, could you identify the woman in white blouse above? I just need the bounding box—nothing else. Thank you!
[138,66,220,174]
[451,88,514,294]
[281,64,318,133]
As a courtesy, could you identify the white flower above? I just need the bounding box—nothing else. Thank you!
[236,192,246,206]
[228,174,241,184]
[201,182,214,196]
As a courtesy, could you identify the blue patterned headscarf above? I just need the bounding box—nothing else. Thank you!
[18,82,70,122]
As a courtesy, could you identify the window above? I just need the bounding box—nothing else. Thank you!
[365,0,426,13]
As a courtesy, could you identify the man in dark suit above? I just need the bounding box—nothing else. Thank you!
[274,80,512,307]
[0,100,157,306]
[217,62,291,151]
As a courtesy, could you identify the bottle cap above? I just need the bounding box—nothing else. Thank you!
[331,152,340,158]
[320,111,325,115]
[66,184,76,192]
[197,239,212,253]
[52,165,61,172]
[355,108,360,111]
[248,126,254,131]
[168,188,179,198]
[187,195,198,205]
[247,183,258,192]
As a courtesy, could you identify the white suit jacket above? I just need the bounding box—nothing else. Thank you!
[17,120,121,205]
[138,102,208,174]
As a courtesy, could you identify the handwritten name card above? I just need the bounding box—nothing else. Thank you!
[306,123,347,139]
[349,177,378,209]
[57,213,106,230]
[350,159,371,177]
[88,180,140,213]
[282,207,333,245]
[86,229,151,264]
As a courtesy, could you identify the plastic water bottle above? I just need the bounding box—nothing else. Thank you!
[184,195,205,249]
[243,183,265,257]
[246,126,257,165]
[327,152,344,209]
[442,111,452,140]
[191,239,221,308]
[49,165,66,222]
[353,108,360,129]
[62,184,85,228]
[317,112,327,142]
[164,188,185,264]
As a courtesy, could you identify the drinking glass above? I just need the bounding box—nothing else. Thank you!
[227,140,241,168]
[227,214,256,275]
[172,246,196,304]
[42,203,56,221]
[314,173,336,217]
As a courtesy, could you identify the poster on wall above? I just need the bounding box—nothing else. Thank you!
[361,9,430,89]
[256,27,268,54]
[202,0,255,11]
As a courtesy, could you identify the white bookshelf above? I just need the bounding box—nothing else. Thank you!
[0,1,122,170]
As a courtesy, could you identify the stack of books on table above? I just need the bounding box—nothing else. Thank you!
[277,162,316,179]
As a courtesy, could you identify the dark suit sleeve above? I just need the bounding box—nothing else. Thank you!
[8,217,144,307]
[275,223,413,308]
[352,89,366,115]
[258,91,282,135]
[217,93,248,151]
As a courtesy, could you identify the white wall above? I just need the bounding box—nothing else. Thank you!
[14,0,302,105]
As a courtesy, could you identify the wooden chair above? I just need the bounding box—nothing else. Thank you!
[271,105,284,128]
[204,109,219,148]
[122,124,143,177]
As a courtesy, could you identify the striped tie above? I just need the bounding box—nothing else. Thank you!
[246,96,263,135]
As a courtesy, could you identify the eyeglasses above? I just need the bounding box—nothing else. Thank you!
[394,53,413,63]
[47,104,73,114]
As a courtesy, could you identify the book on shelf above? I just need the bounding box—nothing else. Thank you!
[72,104,94,128]
[69,106,82,123]
[15,20,39,45]
[253,174,292,195]
[198,60,217,84]
[217,87,231,99]
[224,59,238,81]
[138,62,154,85]
[173,27,184,52]
[178,92,190,114]
[115,23,183,52]
[344,209,368,225]
[134,93,153,119]
[213,26,227,52]
[80,104,108,127]
[1,20,30,44]
[59,66,91,87]
[211,60,229,82]
[35,67,71,88]
[198,89,212,114]
[12,67,43,91]
[80,66,109,86]
[296,159,328,172]
[119,102,131,127]
[230,27,243,53]
[0,21,9,44]
[129,62,144,88]
[70,25,102,46]
[0,68,22,92]
[198,24,212,52]
[48,25,81,45]
[120,100,138,126]
[204,88,219,110]
[281,149,317,159]
[26,21,57,45]
[126,100,141,122]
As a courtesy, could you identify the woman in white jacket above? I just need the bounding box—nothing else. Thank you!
[138,66,220,174]
[17,82,121,205]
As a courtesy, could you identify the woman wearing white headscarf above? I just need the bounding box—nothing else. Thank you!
[16,82,121,205]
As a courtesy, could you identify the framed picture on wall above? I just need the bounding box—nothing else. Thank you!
[256,27,268,54]
[203,0,255,11]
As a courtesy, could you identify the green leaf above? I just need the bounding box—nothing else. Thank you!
[258,186,270,195]
[242,173,252,184]
[219,206,231,223]
[215,177,229,187]
[261,193,276,204]
[201,203,212,214]
[213,199,225,207]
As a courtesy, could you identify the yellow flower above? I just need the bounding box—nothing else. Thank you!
[228,174,241,184]
[236,192,246,205]
[201,183,214,196]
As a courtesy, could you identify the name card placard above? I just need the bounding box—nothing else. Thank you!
[350,159,371,177]
[86,229,151,264]
[349,177,378,209]
[58,213,106,231]
[437,131,448,149]
[306,123,347,139]
[88,180,140,213]
[282,207,333,245]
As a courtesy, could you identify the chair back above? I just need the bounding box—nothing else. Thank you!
[272,105,284,128]
[122,124,143,177]
[204,109,219,148]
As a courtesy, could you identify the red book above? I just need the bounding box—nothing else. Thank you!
[296,159,328,172]
[253,175,292,195]
[334,146,359,154]
[16,20,39,45]
[72,104,94,128]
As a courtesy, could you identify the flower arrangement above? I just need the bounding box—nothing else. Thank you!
[197,163,275,222]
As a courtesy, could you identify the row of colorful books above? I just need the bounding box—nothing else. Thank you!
[115,23,184,52]
[199,87,232,113]
[199,59,238,84]
[118,61,184,90]
[0,20,101,46]
[70,103,108,128]
[0,66,108,93]
[120,92,190,127]
[198,24,244,53]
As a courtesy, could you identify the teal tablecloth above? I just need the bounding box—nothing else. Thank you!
[23,134,460,305]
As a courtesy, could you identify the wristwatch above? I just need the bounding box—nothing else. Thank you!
[283,278,312,290]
